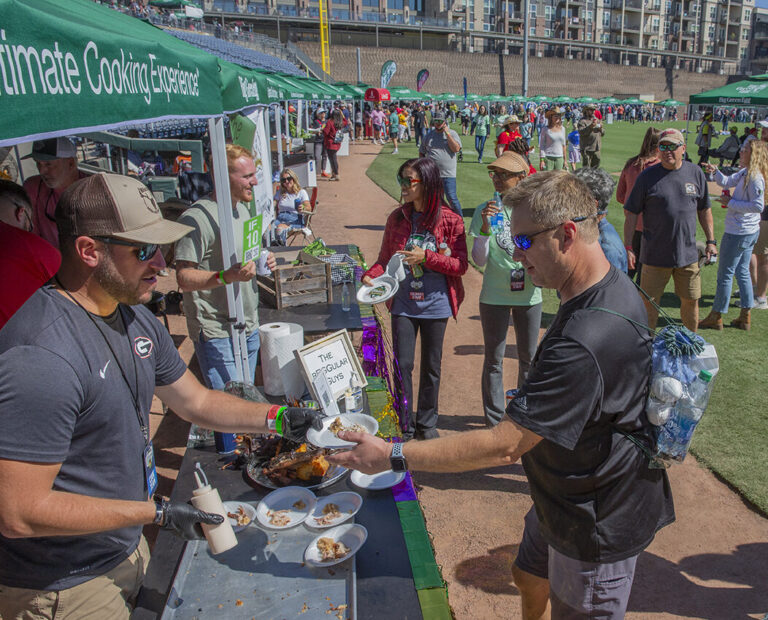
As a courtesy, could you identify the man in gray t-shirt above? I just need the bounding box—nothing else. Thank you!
[175,144,276,390]
[623,128,716,332]
[420,111,463,215]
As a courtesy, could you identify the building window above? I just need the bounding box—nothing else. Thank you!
[587,10,593,21]
[709,6,716,19]
[545,5,552,19]
[745,9,751,22]
[603,11,610,26]
[743,28,750,40]
[362,0,377,6]
[530,4,536,15]
[387,0,402,8]
[665,0,671,12]
[586,32,592,40]
[663,20,669,34]
[530,26,536,35]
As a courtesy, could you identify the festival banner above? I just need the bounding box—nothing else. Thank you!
[380,60,397,89]
[416,69,429,93]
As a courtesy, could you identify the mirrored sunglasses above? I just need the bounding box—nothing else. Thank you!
[396,175,422,188]
[94,237,159,261]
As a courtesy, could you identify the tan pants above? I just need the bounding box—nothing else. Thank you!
[0,537,150,620]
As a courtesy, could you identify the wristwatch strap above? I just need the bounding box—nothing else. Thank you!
[390,442,408,472]
[153,496,166,526]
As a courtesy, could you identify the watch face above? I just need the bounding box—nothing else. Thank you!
[390,458,407,473]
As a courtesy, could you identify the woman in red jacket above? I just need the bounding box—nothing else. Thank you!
[322,109,346,181]
[363,157,468,440]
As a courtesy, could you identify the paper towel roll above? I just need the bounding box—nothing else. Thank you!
[258,322,305,398]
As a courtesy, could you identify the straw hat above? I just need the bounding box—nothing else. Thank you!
[546,106,565,116]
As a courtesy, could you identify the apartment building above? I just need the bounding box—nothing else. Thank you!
[204,0,755,72]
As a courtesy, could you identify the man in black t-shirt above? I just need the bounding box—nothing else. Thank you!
[623,128,716,332]
[329,171,675,619]
[0,173,321,619]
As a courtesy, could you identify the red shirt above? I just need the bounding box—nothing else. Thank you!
[496,129,522,152]
[0,222,61,330]
[24,172,86,249]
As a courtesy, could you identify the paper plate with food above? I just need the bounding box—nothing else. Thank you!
[356,274,398,305]
[306,414,379,450]
[255,486,317,530]
[243,434,348,490]
[307,492,363,529]
[304,523,368,567]
[222,501,256,533]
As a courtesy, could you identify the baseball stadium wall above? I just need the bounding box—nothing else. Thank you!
[296,43,730,102]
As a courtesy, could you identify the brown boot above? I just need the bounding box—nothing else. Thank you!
[731,308,751,330]
[698,311,723,330]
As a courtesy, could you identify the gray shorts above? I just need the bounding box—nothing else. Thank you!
[514,507,638,619]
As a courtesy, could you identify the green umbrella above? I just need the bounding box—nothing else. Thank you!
[511,95,528,103]
[576,96,596,103]
[599,96,619,104]
[553,95,573,103]
[529,95,550,103]
[621,97,644,105]
[659,99,683,107]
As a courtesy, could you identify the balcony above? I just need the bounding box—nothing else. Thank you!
[644,23,659,32]
[644,1,661,12]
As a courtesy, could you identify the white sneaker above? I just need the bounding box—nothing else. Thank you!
[754,298,768,309]
[392,149,398,154]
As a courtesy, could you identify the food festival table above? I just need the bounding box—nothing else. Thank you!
[132,444,423,619]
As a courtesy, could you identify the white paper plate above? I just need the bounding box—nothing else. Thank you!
[349,470,406,491]
[356,274,399,305]
[307,492,363,529]
[222,501,256,533]
[304,523,368,567]
[306,413,379,449]
[254,486,317,530]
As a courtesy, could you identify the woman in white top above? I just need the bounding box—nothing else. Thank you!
[538,107,567,171]
[272,168,310,245]
[699,139,768,331]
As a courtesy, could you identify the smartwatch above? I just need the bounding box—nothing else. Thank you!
[706,239,717,246]
[390,442,408,473]
[153,496,166,526]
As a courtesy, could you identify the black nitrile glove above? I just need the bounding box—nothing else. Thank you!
[160,500,224,540]
[266,405,324,442]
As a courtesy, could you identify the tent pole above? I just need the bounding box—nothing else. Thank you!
[208,116,248,383]
[685,104,691,148]
[285,101,291,155]
[275,104,284,172]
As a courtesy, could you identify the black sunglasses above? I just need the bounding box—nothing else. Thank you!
[280,177,292,182]
[93,237,159,261]
[513,214,598,251]
[658,143,683,152]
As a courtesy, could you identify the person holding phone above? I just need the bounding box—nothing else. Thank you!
[362,158,468,440]
[420,111,463,216]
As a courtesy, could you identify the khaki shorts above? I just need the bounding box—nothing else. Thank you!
[0,537,150,620]
[753,220,768,256]
[641,262,701,301]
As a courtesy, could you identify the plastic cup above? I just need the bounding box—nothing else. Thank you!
[214,432,238,455]
[257,249,271,275]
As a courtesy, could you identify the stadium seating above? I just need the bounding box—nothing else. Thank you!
[169,30,304,76]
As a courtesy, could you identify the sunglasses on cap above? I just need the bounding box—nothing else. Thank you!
[397,174,422,188]
[658,142,683,152]
[93,236,159,261]
[512,214,598,251]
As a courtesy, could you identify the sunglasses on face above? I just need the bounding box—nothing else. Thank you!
[513,214,597,251]
[397,175,422,188]
[280,177,292,183]
[93,236,159,261]
[658,143,683,152]
[488,170,522,181]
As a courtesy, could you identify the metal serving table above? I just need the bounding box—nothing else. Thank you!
[133,447,422,620]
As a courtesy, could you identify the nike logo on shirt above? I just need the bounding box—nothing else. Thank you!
[99,360,110,379]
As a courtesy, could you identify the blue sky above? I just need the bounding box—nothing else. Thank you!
[758,0,768,8]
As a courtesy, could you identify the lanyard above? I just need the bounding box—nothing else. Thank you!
[55,278,149,445]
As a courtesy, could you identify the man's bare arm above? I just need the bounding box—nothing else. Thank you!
[328,419,541,475]
[0,459,154,539]
[176,259,258,293]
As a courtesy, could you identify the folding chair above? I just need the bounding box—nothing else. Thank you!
[287,187,318,246]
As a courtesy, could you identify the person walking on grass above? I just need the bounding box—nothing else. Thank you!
[538,107,567,171]
[388,104,400,154]
[474,105,491,163]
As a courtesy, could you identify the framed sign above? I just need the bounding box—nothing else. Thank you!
[295,330,368,402]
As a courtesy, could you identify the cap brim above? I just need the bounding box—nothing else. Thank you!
[21,152,58,161]
[112,218,194,245]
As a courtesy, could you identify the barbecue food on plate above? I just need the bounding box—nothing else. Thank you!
[329,417,367,436]
[314,503,343,526]
[260,441,331,486]
[267,509,291,527]
[317,537,350,561]
[227,506,251,526]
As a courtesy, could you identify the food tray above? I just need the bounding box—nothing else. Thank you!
[160,519,356,619]
[245,461,349,491]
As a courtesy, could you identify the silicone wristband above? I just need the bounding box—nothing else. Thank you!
[217,270,227,285]
[479,229,492,236]
[266,405,287,435]
[625,245,633,251]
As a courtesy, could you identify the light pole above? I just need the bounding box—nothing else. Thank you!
[523,0,529,96]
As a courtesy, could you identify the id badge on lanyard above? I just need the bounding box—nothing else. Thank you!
[143,438,158,499]
[510,268,525,292]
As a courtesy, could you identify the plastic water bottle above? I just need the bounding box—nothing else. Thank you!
[341,281,351,312]
[490,191,504,234]
[658,370,712,461]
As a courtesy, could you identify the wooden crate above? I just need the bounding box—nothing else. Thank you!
[257,262,332,309]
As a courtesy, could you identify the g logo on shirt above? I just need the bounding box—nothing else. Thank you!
[685,183,697,196]
[134,336,154,359]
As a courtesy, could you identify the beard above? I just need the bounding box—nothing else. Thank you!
[94,252,150,306]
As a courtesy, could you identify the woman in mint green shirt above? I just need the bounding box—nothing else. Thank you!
[469,151,542,426]
[474,105,491,163]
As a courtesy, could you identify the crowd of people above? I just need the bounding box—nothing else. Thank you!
[0,94,765,619]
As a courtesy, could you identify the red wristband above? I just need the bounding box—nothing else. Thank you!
[625,245,633,251]
[266,405,286,435]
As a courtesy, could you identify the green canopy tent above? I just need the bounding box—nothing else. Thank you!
[529,95,550,103]
[658,99,683,107]
[553,95,573,103]
[388,86,425,100]
[622,97,644,105]
[0,0,223,147]
[599,96,620,104]
[687,75,768,138]
[576,96,596,104]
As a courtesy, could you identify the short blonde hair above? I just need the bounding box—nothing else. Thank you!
[226,144,252,170]
[504,170,600,243]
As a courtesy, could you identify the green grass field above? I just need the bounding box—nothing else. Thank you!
[365,120,768,516]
